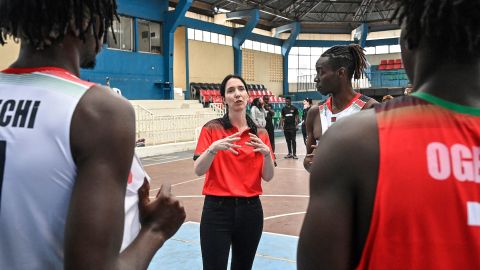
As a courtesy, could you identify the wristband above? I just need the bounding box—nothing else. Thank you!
[207,148,217,155]
[263,151,271,157]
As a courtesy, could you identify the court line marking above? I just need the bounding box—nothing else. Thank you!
[264,211,306,221]
[143,157,192,167]
[150,177,204,192]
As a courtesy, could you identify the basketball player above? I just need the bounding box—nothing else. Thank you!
[0,1,185,269]
[298,0,480,269]
[303,44,377,172]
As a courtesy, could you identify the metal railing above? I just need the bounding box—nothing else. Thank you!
[133,104,224,146]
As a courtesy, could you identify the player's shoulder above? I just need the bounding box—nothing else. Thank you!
[75,84,135,130]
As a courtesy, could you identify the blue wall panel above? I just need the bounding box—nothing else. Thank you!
[81,48,165,100]
[117,0,166,21]
[80,0,168,100]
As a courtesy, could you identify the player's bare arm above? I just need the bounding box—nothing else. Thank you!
[65,86,185,270]
[298,109,379,269]
[303,105,320,171]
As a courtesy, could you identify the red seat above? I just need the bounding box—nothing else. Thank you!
[212,96,223,103]
[380,60,388,65]
[393,59,402,69]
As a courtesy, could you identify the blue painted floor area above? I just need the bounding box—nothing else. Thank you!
[148,222,298,270]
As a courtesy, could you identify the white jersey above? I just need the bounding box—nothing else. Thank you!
[0,67,145,269]
[319,93,369,135]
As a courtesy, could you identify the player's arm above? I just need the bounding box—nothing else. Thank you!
[297,110,379,270]
[303,106,320,172]
[364,98,378,109]
[295,108,299,127]
[65,86,184,270]
[280,109,285,129]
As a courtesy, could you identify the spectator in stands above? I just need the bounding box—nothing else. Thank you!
[193,74,275,270]
[281,96,299,159]
[303,44,377,172]
[382,95,394,102]
[298,0,480,268]
[301,98,313,145]
[263,95,277,166]
[250,97,266,128]
[404,83,414,95]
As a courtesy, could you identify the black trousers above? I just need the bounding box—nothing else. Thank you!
[265,123,275,152]
[301,124,307,145]
[284,129,297,155]
[200,195,263,270]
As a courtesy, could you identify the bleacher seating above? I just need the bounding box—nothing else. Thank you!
[191,82,284,107]
[377,58,404,71]
[367,58,409,88]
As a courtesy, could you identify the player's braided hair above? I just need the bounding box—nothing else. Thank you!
[321,44,368,80]
[0,0,119,50]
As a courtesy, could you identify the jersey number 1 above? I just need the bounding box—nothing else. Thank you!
[0,141,5,211]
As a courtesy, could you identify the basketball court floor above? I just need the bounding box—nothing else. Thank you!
[141,134,309,269]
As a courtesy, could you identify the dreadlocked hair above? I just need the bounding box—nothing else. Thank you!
[321,44,368,80]
[0,0,119,50]
[383,0,480,59]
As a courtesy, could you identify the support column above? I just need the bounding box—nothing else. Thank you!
[163,0,192,99]
[274,22,300,96]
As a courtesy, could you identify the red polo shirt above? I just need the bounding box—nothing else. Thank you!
[194,117,273,197]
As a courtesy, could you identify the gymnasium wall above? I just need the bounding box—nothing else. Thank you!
[242,49,283,96]
[188,40,234,84]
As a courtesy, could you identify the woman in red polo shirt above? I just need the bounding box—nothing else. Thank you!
[193,74,275,270]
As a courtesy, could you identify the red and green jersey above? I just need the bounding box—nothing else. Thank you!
[357,92,480,270]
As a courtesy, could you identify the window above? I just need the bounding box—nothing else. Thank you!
[365,47,376,55]
[252,41,261,51]
[274,45,281,54]
[267,44,275,54]
[375,45,389,54]
[219,34,226,45]
[260,42,268,52]
[211,33,219,44]
[244,40,253,49]
[389,44,401,53]
[226,36,232,46]
[194,29,202,41]
[311,47,323,56]
[138,20,162,54]
[107,15,133,51]
[298,47,310,55]
[187,28,195,40]
[202,31,211,42]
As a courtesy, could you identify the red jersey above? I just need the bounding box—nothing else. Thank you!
[357,92,480,269]
[194,115,273,197]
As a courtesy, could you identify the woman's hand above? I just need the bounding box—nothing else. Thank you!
[245,133,270,157]
[209,131,242,155]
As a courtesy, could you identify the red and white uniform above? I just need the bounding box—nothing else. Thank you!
[319,93,369,134]
[357,93,480,270]
[0,67,146,269]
